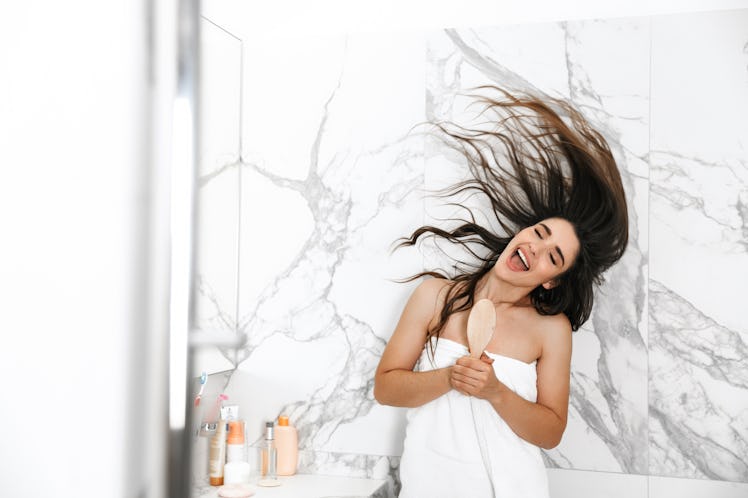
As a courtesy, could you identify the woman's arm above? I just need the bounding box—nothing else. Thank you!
[374,278,454,408]
[451,314,572,449]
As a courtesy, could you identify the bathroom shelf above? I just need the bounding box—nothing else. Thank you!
[193,474,387,498]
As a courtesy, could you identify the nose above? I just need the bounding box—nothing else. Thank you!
[530,239,551,256]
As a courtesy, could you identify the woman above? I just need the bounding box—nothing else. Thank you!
[374,86,629,497]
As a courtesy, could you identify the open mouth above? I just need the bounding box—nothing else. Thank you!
[510,247,530,271]
[518,248,530,270]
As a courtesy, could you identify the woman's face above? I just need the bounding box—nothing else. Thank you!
[496,217,580,290]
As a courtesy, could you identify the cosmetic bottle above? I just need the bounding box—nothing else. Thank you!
[209,418,228,486]
[220,404,240,422]
[226,420,246,463]
[260,421,277,480]
[194,422,216,482]
[275,415,298,476]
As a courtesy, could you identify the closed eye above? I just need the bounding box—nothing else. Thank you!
[536,226,560,266]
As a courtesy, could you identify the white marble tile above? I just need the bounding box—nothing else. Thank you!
[228,31,427,460]
[425,19,649,474]
[648,475,748,498]
[649,9,748,333]
[295,451,400,498]
[320,403,408,455]
[648,8,748,482]
[295,450,395,480]
[547,468,647,498]
[238,33,347,181]
[649,281,748,480]
[224,337,351,443]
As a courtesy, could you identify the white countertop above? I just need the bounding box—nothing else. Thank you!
[194,474,387,498]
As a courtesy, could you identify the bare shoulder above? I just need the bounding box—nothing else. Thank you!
[535,312,572,359]
[416,276,452,297]
[410,277,452,317]
[536,312,572,334]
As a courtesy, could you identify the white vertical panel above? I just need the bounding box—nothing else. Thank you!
[0,1,147,497]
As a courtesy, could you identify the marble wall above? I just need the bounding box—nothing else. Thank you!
[648,11,748,483]
[193,8,748,497]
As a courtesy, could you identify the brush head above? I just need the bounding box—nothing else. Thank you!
[467,298,496,358]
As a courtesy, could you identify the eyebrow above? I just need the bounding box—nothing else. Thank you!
[539,222,566,266]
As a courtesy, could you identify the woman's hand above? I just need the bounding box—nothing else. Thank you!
[450,354,504,402]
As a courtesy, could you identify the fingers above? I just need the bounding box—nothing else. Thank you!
[450,375,476,396]
[451,368,481,388]
[451,364,484,383]
[456,355,491,370]
[451,364,490,398]
[479,352,494,365]
[451,356,497,397]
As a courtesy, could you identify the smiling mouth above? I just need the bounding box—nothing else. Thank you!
[516,249,530,271]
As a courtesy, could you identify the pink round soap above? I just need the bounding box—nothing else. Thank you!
[217,483,255,498]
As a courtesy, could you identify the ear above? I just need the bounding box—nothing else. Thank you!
[542,279,558,290]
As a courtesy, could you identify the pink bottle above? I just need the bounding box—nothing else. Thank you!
[275,415,298,476]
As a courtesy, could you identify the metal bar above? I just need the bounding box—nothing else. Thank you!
[168,0,200,496]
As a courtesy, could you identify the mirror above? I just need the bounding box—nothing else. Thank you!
[194,15,243,375]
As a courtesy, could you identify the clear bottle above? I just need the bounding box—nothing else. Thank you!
[275,415,298,476]
[208,419,227,486]
[260,421,277,479]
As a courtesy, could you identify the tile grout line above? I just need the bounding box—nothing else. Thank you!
[233,31,245,370]
[646,13,653,498]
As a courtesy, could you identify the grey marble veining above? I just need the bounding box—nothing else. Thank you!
[296,449,400,497]
[649,280,748,480]
[648,9,748,482]
[231,109,424,450]
[650,150,748,253]
[218,32,427,460]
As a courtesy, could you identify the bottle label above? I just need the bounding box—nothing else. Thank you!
[209,437,226,477]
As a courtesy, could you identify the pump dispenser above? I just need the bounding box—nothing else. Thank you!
[226,420,246,462]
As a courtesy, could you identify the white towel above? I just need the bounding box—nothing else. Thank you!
[398,338,549,498]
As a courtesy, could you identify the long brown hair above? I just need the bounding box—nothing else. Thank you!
[397,85,628,350]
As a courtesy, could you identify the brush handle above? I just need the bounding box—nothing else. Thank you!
[467,299,497,357]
